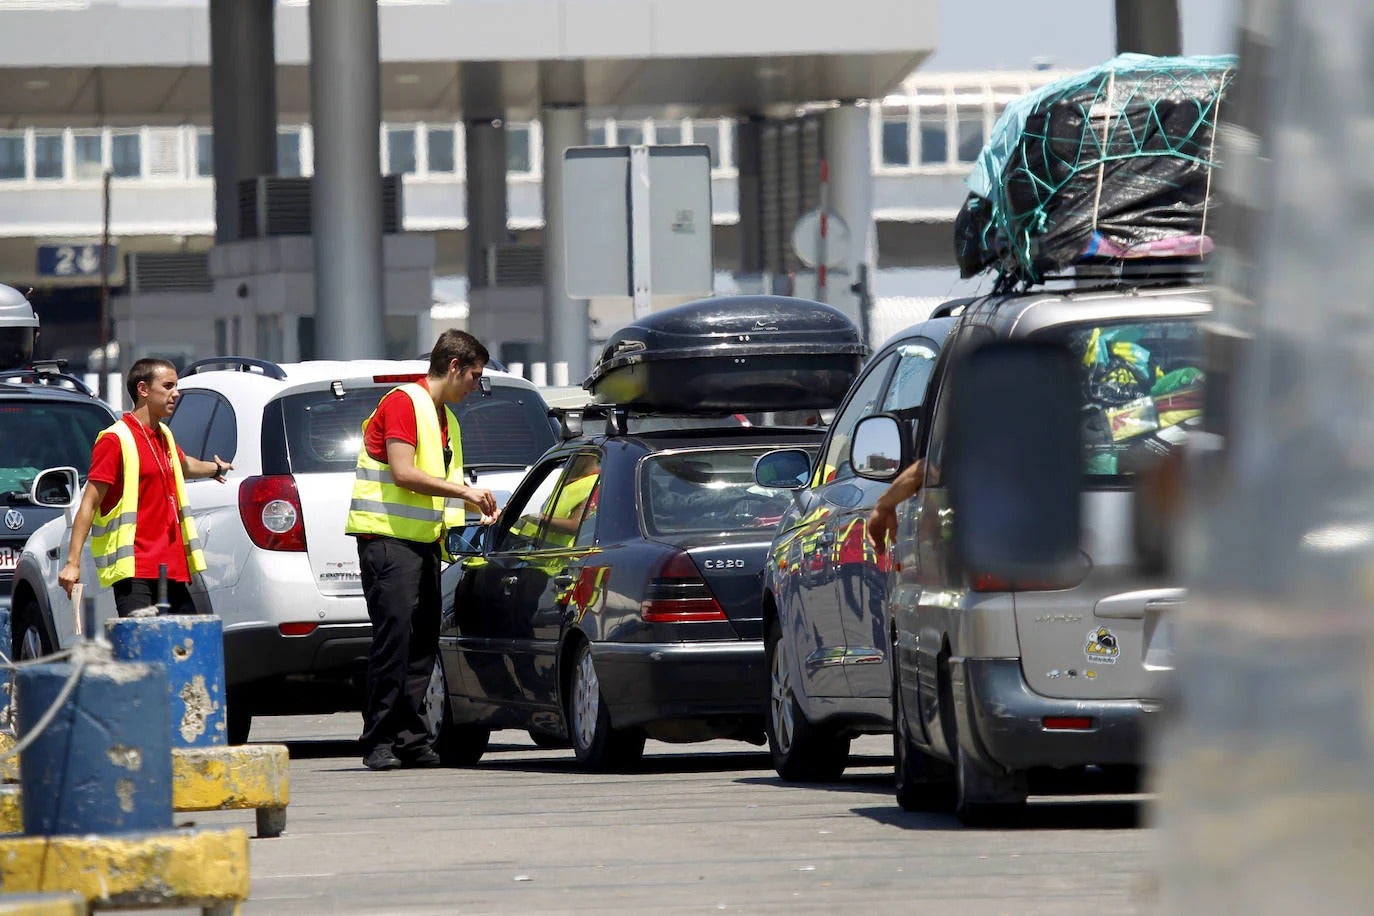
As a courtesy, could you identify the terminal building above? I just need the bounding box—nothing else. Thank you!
[0,0,1063,383]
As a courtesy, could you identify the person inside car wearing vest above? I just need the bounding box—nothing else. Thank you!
[59,357,234,616]
[346,329,498,772]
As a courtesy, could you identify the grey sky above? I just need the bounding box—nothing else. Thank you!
[925,0,1239,71]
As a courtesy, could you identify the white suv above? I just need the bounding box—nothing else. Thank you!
[13,357,554,742]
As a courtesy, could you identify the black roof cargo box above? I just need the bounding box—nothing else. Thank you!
[585,296,868,413]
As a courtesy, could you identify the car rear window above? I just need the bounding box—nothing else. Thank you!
[276,383,555,474]
[640,446,803,536]
[1044,317,1204,478]
[0,400,113,493]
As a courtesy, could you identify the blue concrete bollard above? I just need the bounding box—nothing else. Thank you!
[0,606,11,731]
[107,616,227,748]
[17,658,172,835]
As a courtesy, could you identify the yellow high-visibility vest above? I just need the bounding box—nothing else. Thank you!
[90,420,207,588]
[345,383,465,545]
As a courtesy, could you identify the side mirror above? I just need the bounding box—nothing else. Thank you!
[753,448,811,490]
[445,523,488,557]
[32,466,79,508]
[947,341,1081,580]
[850,415,904,481]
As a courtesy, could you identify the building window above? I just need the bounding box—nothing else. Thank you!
[918,113,948,167]
[197,129,214,177]
[0,135,23,180]
[691,120,722,169]
[956,108,984,163]
[278,128,302,177]
[387,125,416,174]
[881,113,910,167]
[111,131,141,178]
[71,132,102,180]
[653,122,683,145]
[426,125,455,173]
[586,121,606,146]
[615,121,644,146]
[33,132,63,180]
[506,122,531,174]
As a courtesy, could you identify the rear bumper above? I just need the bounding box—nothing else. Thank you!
[592,640,766,728]
[223,621,372,694]
[951,657,1151,772]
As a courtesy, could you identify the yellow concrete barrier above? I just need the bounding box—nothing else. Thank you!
[0,891,86,914]
[0,828,249,915]
[0,784,20,834]
[172,743,290,838]
[0,732,16,784]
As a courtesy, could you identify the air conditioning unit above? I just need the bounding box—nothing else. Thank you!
[235,175,403,240]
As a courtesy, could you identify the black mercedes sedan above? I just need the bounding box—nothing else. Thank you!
[426,415,823,771]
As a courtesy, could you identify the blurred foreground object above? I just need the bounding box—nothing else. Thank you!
[1156,0,1374,910]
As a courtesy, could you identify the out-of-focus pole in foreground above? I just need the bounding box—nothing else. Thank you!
[1158,0,1374,910]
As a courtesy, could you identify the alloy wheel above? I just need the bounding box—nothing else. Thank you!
[769,635,795,755]
[422,660,446,744]
[572,648,600,751]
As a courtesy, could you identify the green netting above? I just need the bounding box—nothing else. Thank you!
[959,53,1238,285]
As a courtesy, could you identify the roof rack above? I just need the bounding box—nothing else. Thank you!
[183,356,287,380]
[0,360,97,397]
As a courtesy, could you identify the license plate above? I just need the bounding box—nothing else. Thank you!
[0,547,14,572]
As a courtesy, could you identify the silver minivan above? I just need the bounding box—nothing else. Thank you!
[858,282,1208,823]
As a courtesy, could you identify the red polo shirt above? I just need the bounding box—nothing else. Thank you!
[364,379,449,462]
[87,414,191,582]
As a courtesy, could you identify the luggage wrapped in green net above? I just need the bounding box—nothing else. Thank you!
[955,53,1238,287]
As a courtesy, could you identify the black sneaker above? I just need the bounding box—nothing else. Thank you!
[363,746,402,771]
[398,745,442,768]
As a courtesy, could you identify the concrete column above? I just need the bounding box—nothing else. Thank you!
[464,119,509,289]
[736,116,765,275]
[308,0,385,360]
[208,0,277,243]
[821,103,874,322]
[540,105,589,381]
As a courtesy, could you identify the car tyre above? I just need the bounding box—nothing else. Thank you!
[568,641,644,771]
[528,730,569,749]
[425,658,490,766]
[13,598,52,662]
[226,700,252,746]
[765,619,850,782]
[892,667,953,812]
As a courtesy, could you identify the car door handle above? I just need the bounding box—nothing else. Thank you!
[501,574,518,595]
[552,573,575,589]
[816,533,834,548]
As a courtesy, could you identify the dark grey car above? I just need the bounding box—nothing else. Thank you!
[754,316,955,780]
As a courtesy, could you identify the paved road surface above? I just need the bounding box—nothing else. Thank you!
[194,714,1156,914]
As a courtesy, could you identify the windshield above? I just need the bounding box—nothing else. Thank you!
[1046,318,1204,479]
[278,383,555,474]
[0,400,112,495]
[641,446,805,535]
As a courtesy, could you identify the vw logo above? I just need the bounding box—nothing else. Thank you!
[4,509,22,531]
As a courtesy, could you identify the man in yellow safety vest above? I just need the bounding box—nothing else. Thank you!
[345,329,498,771]
[59,357,234,616]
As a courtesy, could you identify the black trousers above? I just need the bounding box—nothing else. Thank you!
[357,535,440,754]
[113,578,203,617]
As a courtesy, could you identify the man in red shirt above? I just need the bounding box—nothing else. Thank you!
[59,358,233,616]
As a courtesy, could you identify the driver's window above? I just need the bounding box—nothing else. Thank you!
[494,458,570,552]
[548,452,602,550]
[817,353,897,487]
[883,340,940,412]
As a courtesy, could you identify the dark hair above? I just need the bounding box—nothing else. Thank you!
[126,357,177,401]
[428,329,489,377]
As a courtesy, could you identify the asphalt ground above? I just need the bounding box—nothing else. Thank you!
[183,714,1156,915]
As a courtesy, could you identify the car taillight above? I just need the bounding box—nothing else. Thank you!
[372,373,424,384]
[239,475,307,552]
[640,551,727,622]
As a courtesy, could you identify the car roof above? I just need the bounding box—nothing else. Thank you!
[180,357,539,394]
[0,377,115,407]
[871,315,958,354]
